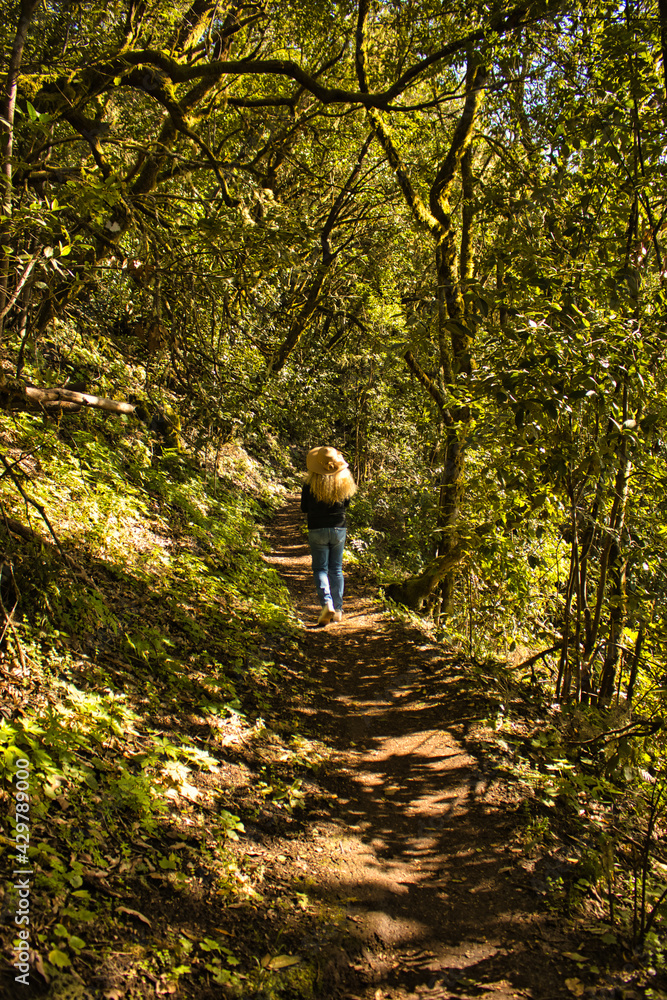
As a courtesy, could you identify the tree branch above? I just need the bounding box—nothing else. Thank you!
[0,383,136,414]
[0,454,64,555]
[404,350,450,419]
[0,255,37,321]
[34,2,555,114]
[513,642,563,671]
[430,61,487,224]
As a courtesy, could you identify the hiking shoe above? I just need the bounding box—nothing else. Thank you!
[317,603,334,626]
[332,610,343,623]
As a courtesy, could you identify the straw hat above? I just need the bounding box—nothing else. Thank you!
[306,446,348,476]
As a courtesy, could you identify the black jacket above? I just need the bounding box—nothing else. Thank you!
[300,483,350,529]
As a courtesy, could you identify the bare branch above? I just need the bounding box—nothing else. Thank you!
[38,2,560,114]
[405,350,450,419]
[2,384,136,414]
[0,255,37,321]
[0,455,64,555]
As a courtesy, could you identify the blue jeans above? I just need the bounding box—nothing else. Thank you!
[308,527,346,611]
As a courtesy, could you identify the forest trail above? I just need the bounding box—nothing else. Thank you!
[263,496,574,1000]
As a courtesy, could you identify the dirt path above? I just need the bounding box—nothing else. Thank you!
[263,497,574,1000]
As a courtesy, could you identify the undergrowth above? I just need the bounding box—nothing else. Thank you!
[454,653,667,994]
[0,350,315,996]
[1,333,665,998]
[382,598,666,994]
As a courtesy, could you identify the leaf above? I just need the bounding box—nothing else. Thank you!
[563,952,587,962]
[267,955,301,970]
[48,948,71,969]
[117,906,152,927]
[199,937,221,952]
[444,319,469,337]
[565,979,584,996]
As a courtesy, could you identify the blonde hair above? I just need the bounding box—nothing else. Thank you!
[307,468,357,504]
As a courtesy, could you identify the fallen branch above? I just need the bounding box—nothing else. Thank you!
[23,386,136,414]
[569,717,663,746]
[1,506,105,595]
[513,642,563,672]
[1,514,46,544]
[0,379,135,415]
[0,456,64,554]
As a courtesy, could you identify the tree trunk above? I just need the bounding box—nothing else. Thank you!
[659,0,667,102]
[364,52,484,613]
[626,624,644,706]
[0,0,41,357]
[386,546,463,610]
[598,544,628,706]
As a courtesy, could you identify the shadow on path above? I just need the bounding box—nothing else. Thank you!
[263,497,572,1000]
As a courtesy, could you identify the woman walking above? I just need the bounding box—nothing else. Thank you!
[301,446,356,626]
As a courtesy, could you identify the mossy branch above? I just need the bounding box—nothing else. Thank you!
[0,455,64,555]
[386,546,465,610]
[0,382,136,415]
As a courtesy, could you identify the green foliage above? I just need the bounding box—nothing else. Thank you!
[487,682,667,946]
[0,335,300,992]
[0,0,666,989]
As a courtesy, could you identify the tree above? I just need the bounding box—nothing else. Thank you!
[2,0,667,714]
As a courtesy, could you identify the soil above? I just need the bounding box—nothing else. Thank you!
[258,497,587,1000]
[18,494,649,1000]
